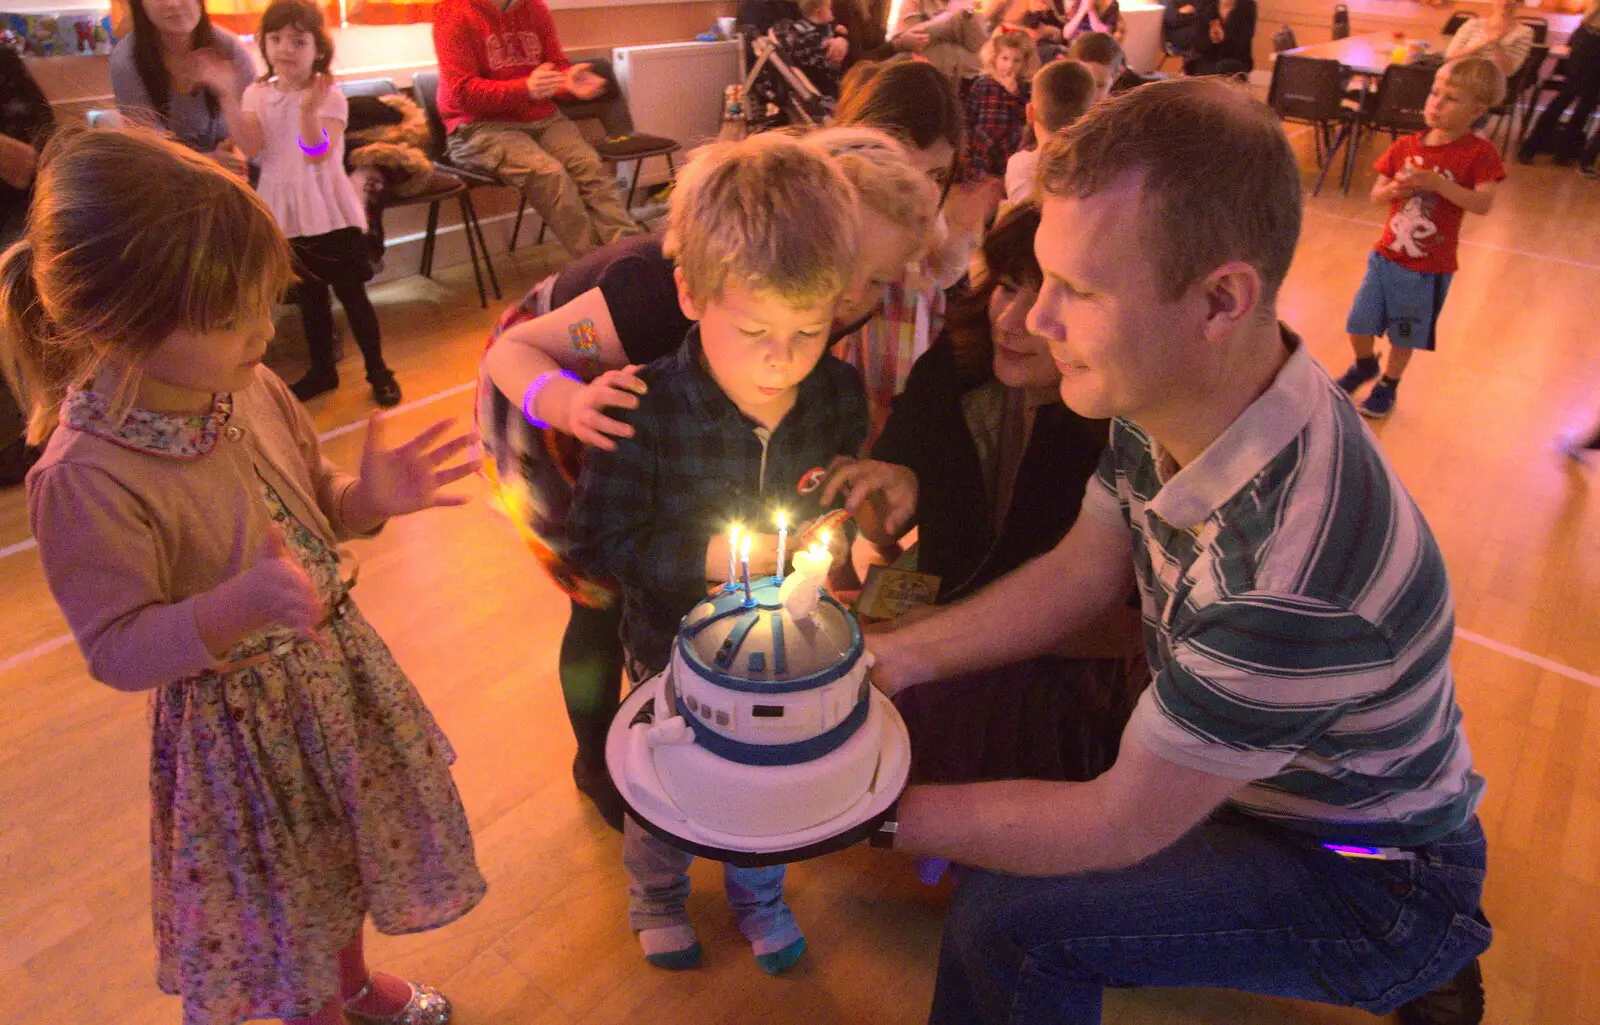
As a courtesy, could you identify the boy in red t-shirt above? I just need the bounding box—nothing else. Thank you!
[1337,57,1507,419]
[432,0,642,257]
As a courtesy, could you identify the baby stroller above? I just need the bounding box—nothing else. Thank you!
[735,0,832,131]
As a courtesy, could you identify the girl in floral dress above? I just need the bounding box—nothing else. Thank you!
[3,125,485,1025]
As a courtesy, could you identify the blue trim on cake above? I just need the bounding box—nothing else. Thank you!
[676,576,864,694]
[674,689,870,766]
[770,613,786,676]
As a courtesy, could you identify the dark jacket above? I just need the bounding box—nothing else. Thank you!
[871,337,1108,602]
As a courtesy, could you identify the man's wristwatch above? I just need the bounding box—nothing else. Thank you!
[869,799,900,850]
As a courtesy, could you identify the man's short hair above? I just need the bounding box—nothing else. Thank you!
[1443,56,1506,108]
[1037,77,1302,303]
[1066,30,1123,69]
[798,0,830,19]
[1033,59,1097,134]
[665,133,860,309]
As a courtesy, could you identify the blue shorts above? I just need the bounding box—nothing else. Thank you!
[1345,250,1453,352]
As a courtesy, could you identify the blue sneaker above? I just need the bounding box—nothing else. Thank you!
[1361,379,1398,419]
[1335,357,1381,394]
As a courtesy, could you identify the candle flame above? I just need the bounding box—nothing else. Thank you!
[740,534,751,559]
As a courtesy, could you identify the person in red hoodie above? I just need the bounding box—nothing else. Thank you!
[433,0,642,255]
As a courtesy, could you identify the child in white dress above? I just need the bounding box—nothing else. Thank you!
[209,0,400,407]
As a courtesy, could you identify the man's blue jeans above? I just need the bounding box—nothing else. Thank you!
[930,810,1491,1024]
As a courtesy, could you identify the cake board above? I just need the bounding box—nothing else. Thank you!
[605,672,912,868]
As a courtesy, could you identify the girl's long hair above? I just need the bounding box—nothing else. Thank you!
[128,0,221,123]
[0,126,292,444]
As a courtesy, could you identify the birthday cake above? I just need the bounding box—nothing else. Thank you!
[612,546,906,847]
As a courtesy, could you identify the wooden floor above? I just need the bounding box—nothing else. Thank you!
[2,132,1599,1025]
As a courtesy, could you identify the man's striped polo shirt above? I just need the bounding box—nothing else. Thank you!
[1080,331,1483,847]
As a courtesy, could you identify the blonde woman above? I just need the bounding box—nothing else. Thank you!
[1445,0,1535,77]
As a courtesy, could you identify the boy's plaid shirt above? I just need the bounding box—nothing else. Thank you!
[570,327,868,673]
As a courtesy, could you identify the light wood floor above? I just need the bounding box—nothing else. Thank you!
[2,133,1599,1025]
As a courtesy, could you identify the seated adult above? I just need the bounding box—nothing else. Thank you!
[1184,0,1256,76]
[1445,0,1535,78]
[867,79,1490,1025]
[1062,0,1124,44]
[1517,0,1600,165]
[109,0,253,176]
[0,46,53,488]
[432,0,641,257]
[477,126,939,827]
[1162,0,1203,56]
[892,0,992,84]
[858,204,1145,784]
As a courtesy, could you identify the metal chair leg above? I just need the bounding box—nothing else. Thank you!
[508,196,526,252]
[1312,122,1352,197]
[419,200,441,278]
[462,190,502,301]
[457,194,487,308]
[623,158,641,211]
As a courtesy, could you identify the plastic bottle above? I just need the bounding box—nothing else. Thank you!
[1391,30,1408,64]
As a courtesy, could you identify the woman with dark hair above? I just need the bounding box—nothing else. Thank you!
[109,0,256,175]
[833,58,995,437]
[866,203,1146,785]
[1183,0,1256,76]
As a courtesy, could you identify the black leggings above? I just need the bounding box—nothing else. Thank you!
[560,598,626,768]
[291,227,389,382]
[296,276,388,382]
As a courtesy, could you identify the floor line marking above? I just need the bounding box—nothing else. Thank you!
[1303,207,1600,273]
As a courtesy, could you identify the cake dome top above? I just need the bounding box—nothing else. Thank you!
[678,577,863,694]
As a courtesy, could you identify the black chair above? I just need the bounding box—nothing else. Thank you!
[337,77,498,307]
[410,70,504,307]
[1350,61,1437,173]
[1441,11,1471,36]
[1268,54,1362,195]
[1332,3,1350,41]
[1485,43,1549,154]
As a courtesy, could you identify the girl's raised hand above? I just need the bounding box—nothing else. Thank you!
[301,72,334,113]
[350,414,479,522]
[569,366,646,450]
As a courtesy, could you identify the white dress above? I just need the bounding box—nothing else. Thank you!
[243,80,368,240]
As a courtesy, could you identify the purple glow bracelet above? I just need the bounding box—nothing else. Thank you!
[297,128,331,157]
[521,369,578,429]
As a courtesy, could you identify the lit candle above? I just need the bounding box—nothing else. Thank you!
[740,533,753,604]
[776,512,788,584]
[726,525,740,590]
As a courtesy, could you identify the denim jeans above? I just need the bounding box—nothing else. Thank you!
[622,816,801,954]
[930,810,1491,1025]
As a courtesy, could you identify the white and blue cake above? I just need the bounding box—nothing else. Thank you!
[631,575,888,839]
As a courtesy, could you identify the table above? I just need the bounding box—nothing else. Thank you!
[1287,31,1454,77]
